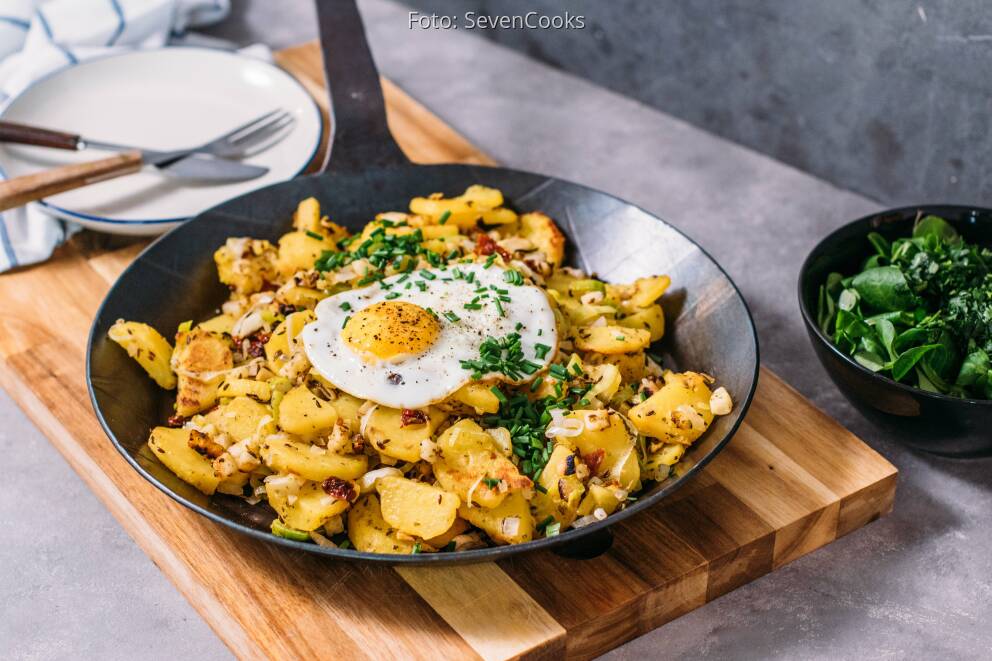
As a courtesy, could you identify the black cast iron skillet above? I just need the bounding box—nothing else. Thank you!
[86,1,759,564]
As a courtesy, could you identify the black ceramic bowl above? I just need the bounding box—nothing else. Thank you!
[88,165,759,564]
[799,204,992,457]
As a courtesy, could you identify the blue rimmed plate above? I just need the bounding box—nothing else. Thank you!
[0,47,322,236]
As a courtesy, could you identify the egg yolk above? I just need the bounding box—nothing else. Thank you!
[342,301,441,362]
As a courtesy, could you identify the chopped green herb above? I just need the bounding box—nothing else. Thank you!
[385,292,402,300]
[443,311,460,323]
[305,230,324,241]
[490,385,508,403]
[438,210,451,225]
[342,315,351,328]
[412,542,422,554]
[503,269,524,286]
[544,522,561,537]
[339,302,352,312]
[420,270,437,280]
[484,254,496,269]
[460,333,542,381]
[482,477,501,488]
[534,343,551,359]
[339,539,352,550]
[615,335,626,341]
[536,515,555,531]
[271,519,309,542]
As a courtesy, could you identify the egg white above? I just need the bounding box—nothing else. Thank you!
[301,263,558,409]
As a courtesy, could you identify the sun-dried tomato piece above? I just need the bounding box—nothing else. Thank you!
[400,408,428,426]
[321,477,357,502]
[245,332,270,358]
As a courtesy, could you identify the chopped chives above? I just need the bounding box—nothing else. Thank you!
[484,254,496,269]
[305,230,324,241]
[438,210,451,225]
[490,386,507,404]
[534,343,551,359]
[385,292,401,300]
[342,315,351,328]
[420,270,436,280]
[443,311,460,323]
[339,302,352,311]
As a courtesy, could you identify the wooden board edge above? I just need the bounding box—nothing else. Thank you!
[0,359,266,661]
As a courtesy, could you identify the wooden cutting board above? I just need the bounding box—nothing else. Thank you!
[0,42,897,660]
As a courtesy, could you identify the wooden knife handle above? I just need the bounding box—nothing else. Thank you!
[0,150,143,211]
[0,120,81,150]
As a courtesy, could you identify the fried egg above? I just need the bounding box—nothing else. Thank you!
[301,263,558,409]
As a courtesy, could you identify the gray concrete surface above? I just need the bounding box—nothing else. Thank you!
[3,0,990,659]
[404,0,992,208]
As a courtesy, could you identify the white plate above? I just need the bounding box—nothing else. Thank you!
[0,48,322,236]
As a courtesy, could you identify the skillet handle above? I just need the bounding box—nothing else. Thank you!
[315,0,409,173]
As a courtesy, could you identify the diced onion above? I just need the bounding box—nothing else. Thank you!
[545,408,583,439]
[593,507,608,521]
[580,291,605,305]
[582,410,610,431]
[485,427,513,456]
[613,488,628,501]
[500,516,520,537]
[419,439,438,462]
[359,404,378,437]
[309,531,337,548]
[232,310,265,340]
[590,316,608,327]
[571,514,599,529]
[358,467,402,492]
[676,404,707,431]
[709,387,733,416]
[465,476,484,509]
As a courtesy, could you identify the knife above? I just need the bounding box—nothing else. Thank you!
[0,120,269,182]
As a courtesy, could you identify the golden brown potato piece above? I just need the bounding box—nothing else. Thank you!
[376,476,460,539]
[575,325,651,354]
[364,406,447,462]
[519,212,565,266]
[213,238,276,295]
[261,437,367,481]
[629,371,714,445]
[459,492,534,545]
[567,410,640,491]
[148,427,220,495]
[266,477,355,531]
[173,328,233,417]
[531,444,585,528]
[348,494,416,554]
[435,420,531,508]
[108,321,176,389]
[277,385,338,437]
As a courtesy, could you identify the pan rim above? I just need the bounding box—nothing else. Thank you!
[86,162,760,564]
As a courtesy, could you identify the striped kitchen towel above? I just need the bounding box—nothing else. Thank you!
[0,0,230,272]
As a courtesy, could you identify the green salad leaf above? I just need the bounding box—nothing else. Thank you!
[817,214,992,398]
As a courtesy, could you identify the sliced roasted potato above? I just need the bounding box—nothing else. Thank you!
[278,385,338,437]
[108,321,176,389]
[174,328,233,416]
[276,231,328,277]
[459,492,534,545]
[148,427,220,495]
[617,304,665,342]
[567,410,639,491]
[348,494,416,554]
[576,483,624,517]
[376,476,460,539]
[629,371,714,445]
[364,406,447,462]
[261,437,367,481]
[629,275,671,309]
[519,211,565,266]
[205,395,274,444]
[435,420,531,508]
[451,382,502,414]
[266,477,355,531]
[218,377,271,401]
[214,238,276,295]
[575,325,650,354]
[531,444,585,528]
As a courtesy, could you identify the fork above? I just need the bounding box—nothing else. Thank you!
[0,108,296,162]
[0,110,296,212]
